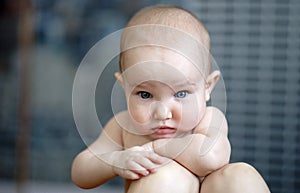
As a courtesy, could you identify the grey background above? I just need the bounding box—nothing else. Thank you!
[0,0,299,193]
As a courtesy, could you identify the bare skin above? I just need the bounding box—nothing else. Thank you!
[72,5,270,193]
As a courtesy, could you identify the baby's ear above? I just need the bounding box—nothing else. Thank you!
[205,71,220,101]
[114,72,124,88]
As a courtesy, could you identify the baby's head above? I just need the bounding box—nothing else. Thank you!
[115,5,220,138]
[119,5,212,76]
[117,5,219,94]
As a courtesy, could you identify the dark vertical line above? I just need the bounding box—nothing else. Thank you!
[15,0,34,192]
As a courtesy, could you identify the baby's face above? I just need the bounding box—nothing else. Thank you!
[119,47,208,139]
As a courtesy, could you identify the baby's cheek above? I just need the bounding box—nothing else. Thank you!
[183,106,199,121]
[181,102,204,124]
[129,105,151,124]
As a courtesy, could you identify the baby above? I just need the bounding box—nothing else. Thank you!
[72,5,270,193]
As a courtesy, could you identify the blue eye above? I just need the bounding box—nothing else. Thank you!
[175,91,188,98]
[138,91,152,99]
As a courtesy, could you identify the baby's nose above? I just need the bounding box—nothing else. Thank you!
[151,102,172,121]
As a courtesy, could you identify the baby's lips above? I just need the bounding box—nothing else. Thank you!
[154,127,176,135]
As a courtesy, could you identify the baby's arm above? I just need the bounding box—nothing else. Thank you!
[149,106,231,177]
[72,113,165,189]
[71,116,123,188]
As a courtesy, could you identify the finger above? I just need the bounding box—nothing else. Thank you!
[113,166,141,180]
[135,156,160,172]
[122,169,141,180]
[145,151,168,164]
[127,160,150,176]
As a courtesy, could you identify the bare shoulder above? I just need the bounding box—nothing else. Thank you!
[89,111,130,152]
[193,106,228,135]
[104,111,128,133]
[102,110,132,139]
[204,106,226,119]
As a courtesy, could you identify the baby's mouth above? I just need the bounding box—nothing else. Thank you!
[153,126,176,135]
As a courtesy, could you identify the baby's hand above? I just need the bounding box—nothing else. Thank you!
[111,146,166,180]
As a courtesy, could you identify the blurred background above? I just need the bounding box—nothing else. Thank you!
[0,0,299,193]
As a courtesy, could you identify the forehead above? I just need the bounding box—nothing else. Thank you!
[122,47,206,87]
[123,46,190,67]
[120,25,211,75]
